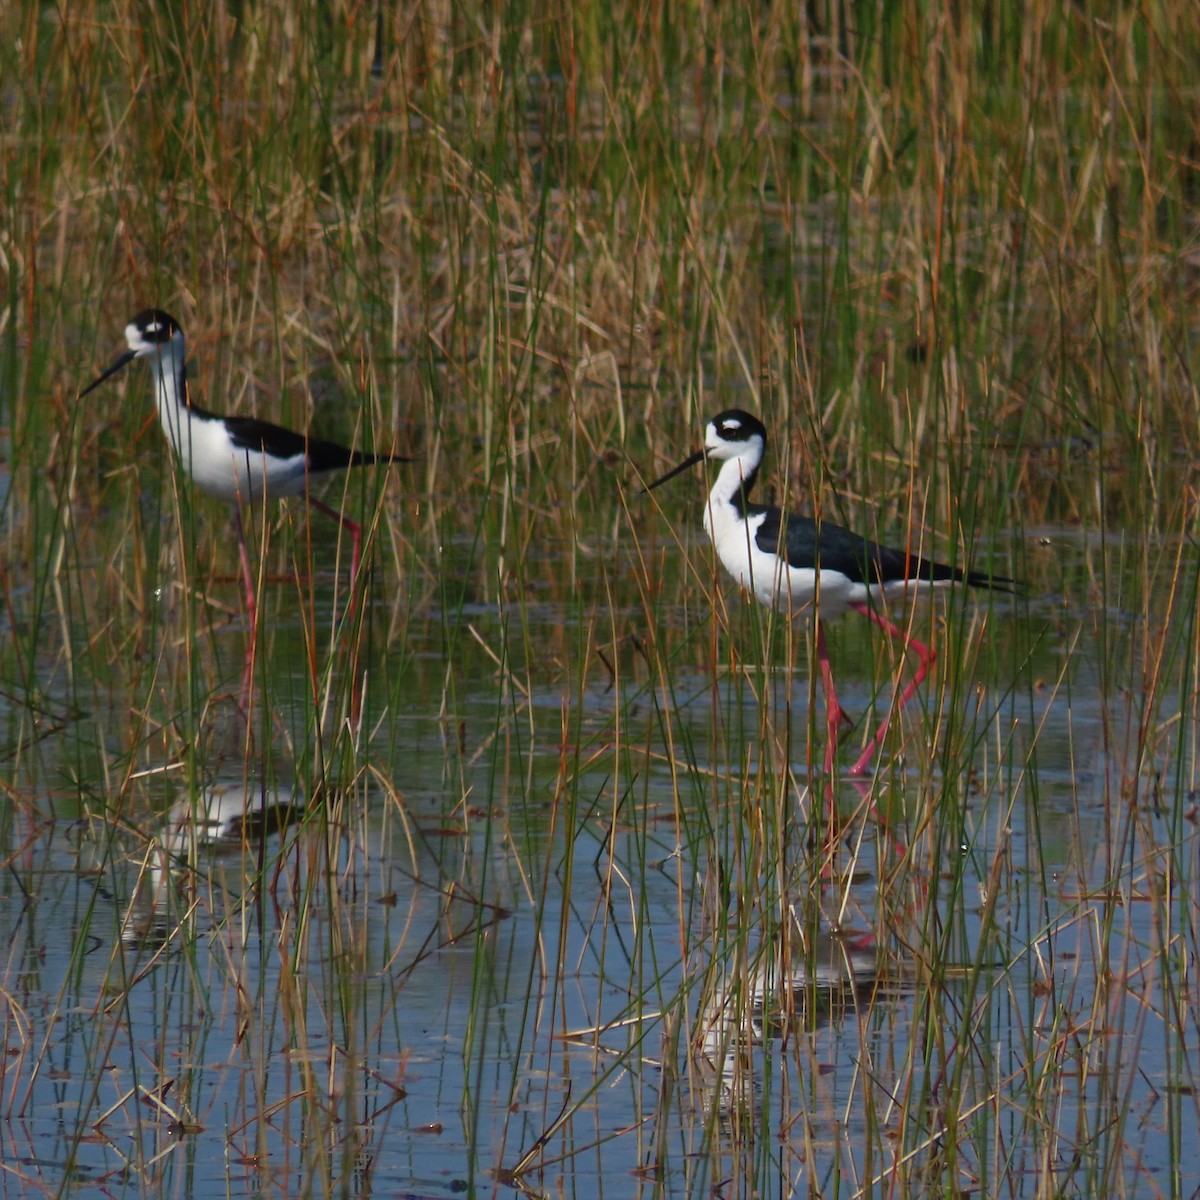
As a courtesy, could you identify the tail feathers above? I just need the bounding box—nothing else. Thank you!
[349,447,412,468]
[308,442,412,472]
[923,557,1014,591]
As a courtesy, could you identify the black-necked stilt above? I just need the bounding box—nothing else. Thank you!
[125,779,303,948]
[80,309,409,611]
[646,409,1009,776]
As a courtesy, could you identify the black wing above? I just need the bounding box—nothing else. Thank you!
[223,415,377,471]
[754,503,1006,590]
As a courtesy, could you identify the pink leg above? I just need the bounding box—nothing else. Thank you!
[234,507,258,709]
[847,602,935,777]
[234,509,257,622]
[814,619,845,860]
[309,496,368,729]
[844,775,910,862]
[310,496,363,591]
[815,620,844,779]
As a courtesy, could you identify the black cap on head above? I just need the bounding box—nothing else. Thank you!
[130,310,181,343]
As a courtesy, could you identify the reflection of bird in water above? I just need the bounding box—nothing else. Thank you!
[696,913,907,1118]
[158,780,303,856]
[122,780,303,950]
[723,923,883,1037]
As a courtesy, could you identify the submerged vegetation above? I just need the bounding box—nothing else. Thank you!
[1,1,1199,1195]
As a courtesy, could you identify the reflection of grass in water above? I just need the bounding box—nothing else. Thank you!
[1,0,1199,1194]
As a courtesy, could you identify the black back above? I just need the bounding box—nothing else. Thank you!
[748,497,1002,591]
[223,415,390,470]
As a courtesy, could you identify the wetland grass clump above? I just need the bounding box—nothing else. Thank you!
[2,0,1200,1194]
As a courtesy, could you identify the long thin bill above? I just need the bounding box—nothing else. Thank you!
[643,447,706,492]
[78,349,138,399]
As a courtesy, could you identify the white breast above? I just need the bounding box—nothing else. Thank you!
[157,403,310,505]
[702,496,879,619]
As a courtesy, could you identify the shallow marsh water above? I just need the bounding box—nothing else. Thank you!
[2,510,1197,1199]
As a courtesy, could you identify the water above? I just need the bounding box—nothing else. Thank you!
[1,521,1196,1198]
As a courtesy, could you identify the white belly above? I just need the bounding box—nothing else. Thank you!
[704,503,872,618]
[160,408,309,504]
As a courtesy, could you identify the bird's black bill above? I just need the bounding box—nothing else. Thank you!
[79,349,138,399]
[643,447,706,493]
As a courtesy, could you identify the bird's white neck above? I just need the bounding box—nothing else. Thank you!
[708,454,758,512]
[145,342,194,455]
[702,454,760,549]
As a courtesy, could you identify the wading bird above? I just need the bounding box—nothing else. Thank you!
[646,408,1008,776]
[81,309,408,617]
